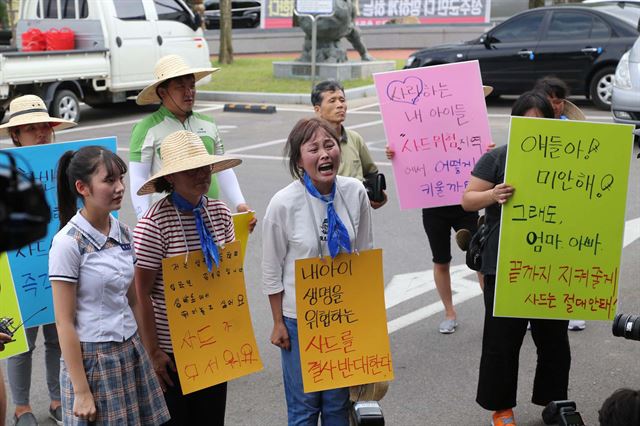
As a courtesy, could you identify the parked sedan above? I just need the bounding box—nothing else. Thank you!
[204,0,261,29]
[405,3,640,109]
[611,35,640,147]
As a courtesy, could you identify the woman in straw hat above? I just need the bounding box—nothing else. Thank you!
[133,130,241,425]
[262,117,373,426]
[382,85,493,335]
[50,146,170,425]
[129,54,256,235]
[1,94,75,426]
[462,92,571,426]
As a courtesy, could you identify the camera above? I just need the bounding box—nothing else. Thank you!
[542,400,585,426]
[363,173,386,203]
[350,401,384,426]
[612,313,640,341]
[0,151,50,252]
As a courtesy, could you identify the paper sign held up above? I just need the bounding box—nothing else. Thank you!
[495,117,633,320]
[374,61,492,210]
[295,249,393,393]
[163,241,263,394]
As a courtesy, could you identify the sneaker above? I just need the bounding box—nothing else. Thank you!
[455,229,472,251]
[568,320,586,331]
[13,412,38,426]
[439,318,458,334]
[491,409,516,426]
[49,406,63,426]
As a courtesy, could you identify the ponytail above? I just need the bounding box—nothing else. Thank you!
[55,146,127,230]
[56,150,77,229]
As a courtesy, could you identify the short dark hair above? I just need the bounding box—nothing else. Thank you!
[599,388,640,426]
[511,90,555,119]
[284,117,339,180]
[311,80,345,107]
[534,76,570,100]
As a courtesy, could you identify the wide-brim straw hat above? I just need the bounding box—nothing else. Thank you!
[483,85,493,97]
[563,100,586,121]
[136,54,219,105]
[0,95,76,135]
[137,130,241,196]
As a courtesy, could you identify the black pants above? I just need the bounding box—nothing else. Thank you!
[163,353,228,425]
[476,275,571,410]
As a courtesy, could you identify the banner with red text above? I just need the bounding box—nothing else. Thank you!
[163,242,263,394]
[295,249,393,393]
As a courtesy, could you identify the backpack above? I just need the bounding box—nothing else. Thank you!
[465,218,497,272]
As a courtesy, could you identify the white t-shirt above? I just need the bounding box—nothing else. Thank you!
[262,176,373,319]
[49,212,137,342]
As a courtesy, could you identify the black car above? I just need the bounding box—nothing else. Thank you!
[405,3,640,109]
[204,0,261,29]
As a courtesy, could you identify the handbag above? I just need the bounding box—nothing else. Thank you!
[465,217,497,272]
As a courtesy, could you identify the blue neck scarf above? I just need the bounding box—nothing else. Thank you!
[171,192,220,271]
[303,173,351,258]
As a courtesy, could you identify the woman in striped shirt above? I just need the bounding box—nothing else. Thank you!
[132,130,241,425]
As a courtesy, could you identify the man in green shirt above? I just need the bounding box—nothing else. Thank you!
[312,80,387,209]
[129,54,256,232]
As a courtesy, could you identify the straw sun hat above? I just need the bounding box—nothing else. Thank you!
[136,54,219,106]
[563,99,586,121]
[137,130,241,196]
[0,95,76,135]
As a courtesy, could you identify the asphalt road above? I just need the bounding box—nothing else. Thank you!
[2,96,639,426]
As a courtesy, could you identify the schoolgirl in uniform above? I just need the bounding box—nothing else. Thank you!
[49,146,169,425]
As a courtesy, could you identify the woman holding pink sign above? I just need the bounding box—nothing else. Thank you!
[383,85,493,335]
[462,91,571,426]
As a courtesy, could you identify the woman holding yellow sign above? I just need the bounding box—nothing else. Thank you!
[462,92,571,426]
[262,117,373,426]
[133,130,241,425]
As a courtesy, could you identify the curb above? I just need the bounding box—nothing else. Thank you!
[197,84,378,106]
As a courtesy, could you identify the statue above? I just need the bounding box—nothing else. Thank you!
[295,0,374,63]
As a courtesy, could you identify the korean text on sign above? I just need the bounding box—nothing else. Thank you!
[374,60,492,210]
[494,117,633,320]
[163,241,263,394]
[295,249,393,393]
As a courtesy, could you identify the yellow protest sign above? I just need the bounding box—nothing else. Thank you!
[162,241,262,394]
[495,117,633,320]
[295,249,393,393]
[232,211,255,263]
[0,253,28,360]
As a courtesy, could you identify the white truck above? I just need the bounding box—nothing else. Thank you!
[1,0,212,122]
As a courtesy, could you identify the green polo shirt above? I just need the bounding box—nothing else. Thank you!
[129,105,224,199]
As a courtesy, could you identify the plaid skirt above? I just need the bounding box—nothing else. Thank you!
[60,332,170,425]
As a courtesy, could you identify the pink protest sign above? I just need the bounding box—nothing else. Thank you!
[373,61,492,210]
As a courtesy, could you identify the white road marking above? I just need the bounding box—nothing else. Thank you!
[386,217,640,334]
[226,119,383,154]
[55,105,224,135]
